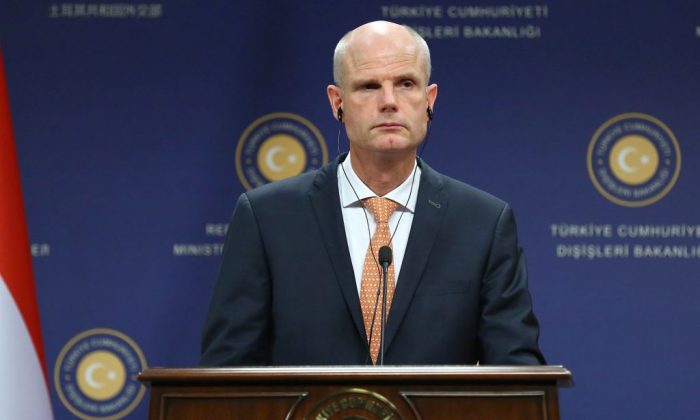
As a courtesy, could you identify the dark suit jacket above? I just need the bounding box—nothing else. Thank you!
[201,154,544,366]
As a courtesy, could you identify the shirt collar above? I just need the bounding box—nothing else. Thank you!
[337,152,421,213]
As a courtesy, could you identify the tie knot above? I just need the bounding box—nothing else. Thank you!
[363,197,398,224]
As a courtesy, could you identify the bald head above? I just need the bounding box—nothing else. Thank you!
[332,21,431,87]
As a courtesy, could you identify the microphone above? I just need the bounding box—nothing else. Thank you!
[378,246,392,365]
[379,246,392,267]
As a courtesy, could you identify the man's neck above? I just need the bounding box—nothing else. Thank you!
[349,149,417,197]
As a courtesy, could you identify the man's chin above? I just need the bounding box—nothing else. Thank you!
[371,142,420,157]
[371,135,415,149]
[350,135,421,156]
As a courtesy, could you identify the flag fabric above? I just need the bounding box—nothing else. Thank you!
[0,48,54,419]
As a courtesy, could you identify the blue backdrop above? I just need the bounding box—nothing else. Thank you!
[2,1,699,419]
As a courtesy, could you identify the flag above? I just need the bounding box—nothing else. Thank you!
[0,47,54,419]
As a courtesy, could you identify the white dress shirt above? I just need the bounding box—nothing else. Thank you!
[337,152,421,293]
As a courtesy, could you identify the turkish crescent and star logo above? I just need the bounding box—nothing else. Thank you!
[54,328,147,419]
[236,112,328,190]
[587,113,681,207]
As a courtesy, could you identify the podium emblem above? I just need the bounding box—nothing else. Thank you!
[305,388,400,419]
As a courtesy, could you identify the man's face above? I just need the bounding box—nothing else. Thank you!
[328,29,437,158]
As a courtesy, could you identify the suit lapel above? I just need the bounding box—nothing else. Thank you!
[308,155,367,342]
[385,159,447,351]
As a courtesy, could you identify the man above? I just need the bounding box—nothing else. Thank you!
[201,21,544,366]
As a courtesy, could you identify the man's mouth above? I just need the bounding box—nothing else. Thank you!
[374,122,404,129]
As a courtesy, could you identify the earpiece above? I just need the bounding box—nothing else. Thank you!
[427,107,433,121]
[337,107,344,122]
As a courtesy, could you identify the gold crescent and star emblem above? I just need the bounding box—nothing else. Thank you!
[257,134,307,181]
[587,113,681,207]
[54,328,147,419]
[76,350,126,400]
[609,135,659,185]
[235,112,328,190]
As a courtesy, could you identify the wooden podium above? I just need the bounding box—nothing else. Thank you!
[139,366,571,419]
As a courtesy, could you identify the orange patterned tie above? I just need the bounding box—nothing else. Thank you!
[359,197,399,364]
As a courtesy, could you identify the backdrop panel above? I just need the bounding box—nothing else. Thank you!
[1,1,699,419]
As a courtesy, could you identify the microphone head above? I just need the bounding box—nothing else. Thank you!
[378,246,392,265]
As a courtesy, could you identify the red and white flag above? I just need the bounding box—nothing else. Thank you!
[0,48,54,419]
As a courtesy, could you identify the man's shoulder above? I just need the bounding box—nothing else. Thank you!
[446,175,506,208]
[247,171,315,197]
[423,163,508,212]
[244,166,328,204]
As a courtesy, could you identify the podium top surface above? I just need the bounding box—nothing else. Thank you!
[139,365,572,386]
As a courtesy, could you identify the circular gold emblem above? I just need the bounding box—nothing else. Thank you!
[587,113,681,207]
[305,388,401,420]
[257,134,308,181]
[236,112,328,190]
[76,351,126,401]
[608,135,659,185]
[54,328,147,419]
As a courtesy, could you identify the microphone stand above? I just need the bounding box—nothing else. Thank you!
[378,246,392,366]
[380,261,388,365]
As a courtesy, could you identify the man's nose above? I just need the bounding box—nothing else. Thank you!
[379,84,398,112]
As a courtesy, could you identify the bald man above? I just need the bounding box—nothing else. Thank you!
[201,21,545,366]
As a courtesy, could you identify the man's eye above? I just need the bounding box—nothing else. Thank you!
[362,83,380,90]
[400,80,415,88]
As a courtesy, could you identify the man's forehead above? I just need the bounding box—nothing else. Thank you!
[343,39,424,79]
[347,48,420,71]
[347,28,418,60]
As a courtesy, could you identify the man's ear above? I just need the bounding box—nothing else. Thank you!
[426,83,438,112]
[326,85,343,122]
